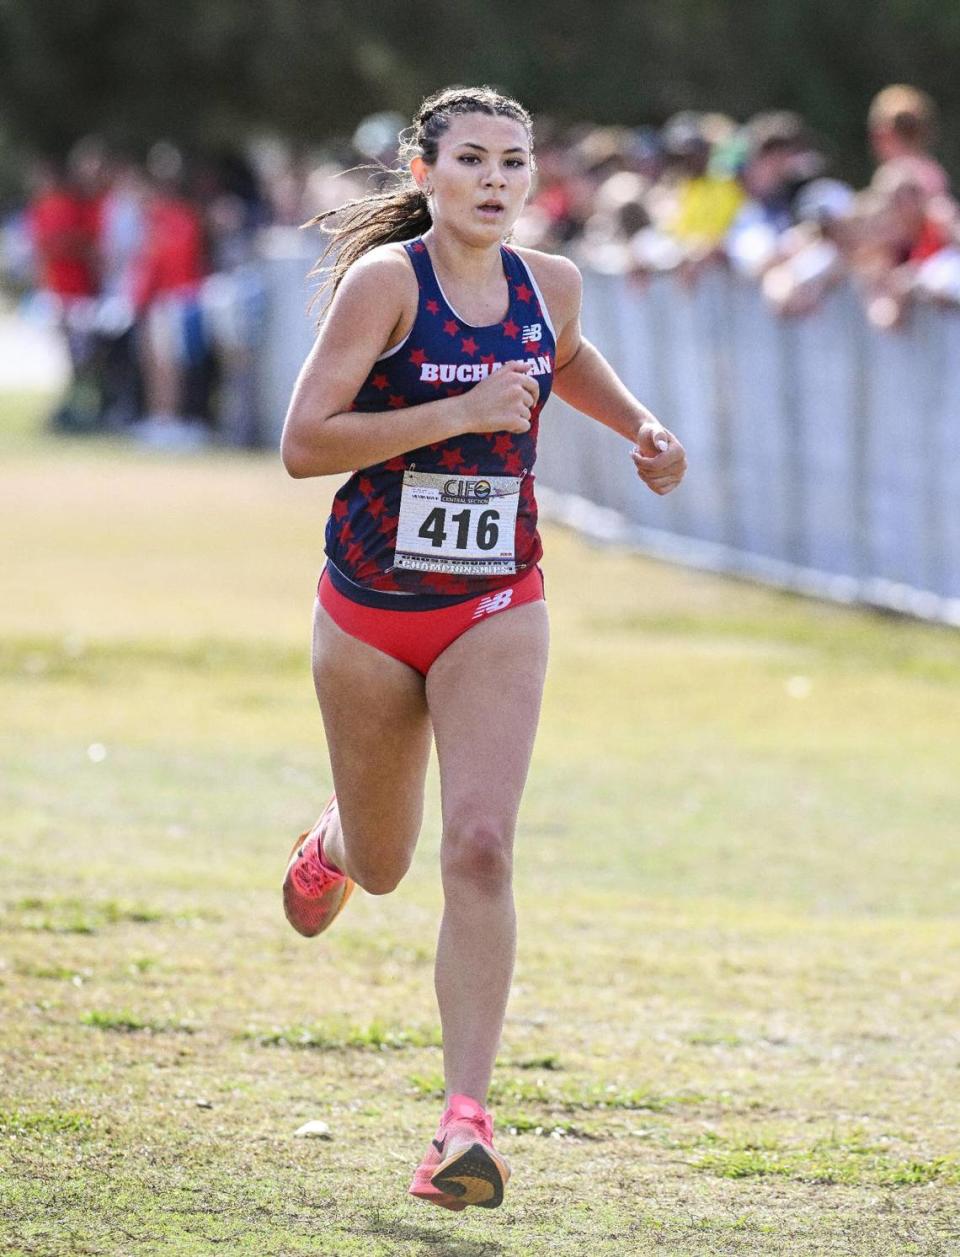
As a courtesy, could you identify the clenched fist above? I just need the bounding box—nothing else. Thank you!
[631,422,686,495]
[459,361,539,435]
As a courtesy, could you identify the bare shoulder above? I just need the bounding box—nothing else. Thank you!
[337,241,418,304]
[326,242,419,351]
[513,247,582,322]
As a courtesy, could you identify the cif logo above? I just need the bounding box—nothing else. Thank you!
[442,478,491,502]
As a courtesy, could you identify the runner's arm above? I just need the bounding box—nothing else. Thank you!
[281,252,471,478]
[532,253,686,494]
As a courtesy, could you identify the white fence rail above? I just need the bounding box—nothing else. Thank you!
[534,268,960,626]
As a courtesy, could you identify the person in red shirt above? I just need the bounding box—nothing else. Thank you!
[25,158,102,428]
[27,159,98,300]
[133,147,209,446]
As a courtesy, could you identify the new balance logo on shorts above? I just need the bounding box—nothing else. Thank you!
[521,323,542,344]
[472,588,515,619]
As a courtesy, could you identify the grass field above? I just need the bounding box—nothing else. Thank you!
[1,393,959,1257]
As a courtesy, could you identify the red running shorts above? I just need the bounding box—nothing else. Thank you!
[317,565,545,676]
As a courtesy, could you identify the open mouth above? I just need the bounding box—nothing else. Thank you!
[476,201,505,215]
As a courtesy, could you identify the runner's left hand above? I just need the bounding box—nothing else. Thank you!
[631,423,686,495]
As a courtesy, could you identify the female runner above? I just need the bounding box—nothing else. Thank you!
[280,86,686,1212]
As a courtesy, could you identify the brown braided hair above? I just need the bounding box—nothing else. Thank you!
[304,86,534,309]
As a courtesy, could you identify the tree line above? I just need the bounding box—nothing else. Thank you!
[1,0,958,194]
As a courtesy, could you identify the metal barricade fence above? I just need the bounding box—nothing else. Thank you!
[534,267,960,626]
[258,231,960,625]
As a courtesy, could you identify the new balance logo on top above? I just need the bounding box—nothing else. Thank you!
[521,323,543,344]
[472,588,515,619]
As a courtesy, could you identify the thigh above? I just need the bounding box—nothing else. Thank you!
[425,600,549,833]
[312,597,433,861]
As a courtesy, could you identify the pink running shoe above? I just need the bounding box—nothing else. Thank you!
[409,1094,510,1210]
[282,797,354,938]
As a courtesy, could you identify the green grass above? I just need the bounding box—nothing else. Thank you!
[2,391,960,1255]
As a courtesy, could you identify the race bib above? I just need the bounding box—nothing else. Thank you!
[394,470,521,576]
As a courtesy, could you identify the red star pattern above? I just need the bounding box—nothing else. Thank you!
[514,282,533,303]
[502,319,520,338]
[443,319,459,337]
[388,395,406,408]
[492,434,514,456]
[377,514,396,536]
[412,241,426,253]
[332,497,348,520]
[481,353,496,368]
[426,299,440,315]
[384,456,405,472]
[344,541,366,568]
[409,348,427,366]
[371,373,389,390]
[439,447,463,469]
[366,496,386,519]
[357,476,374,498]
[503,451,524,474]
[460,464,479,476]
[524,339,541,355]
[461,336,478,356]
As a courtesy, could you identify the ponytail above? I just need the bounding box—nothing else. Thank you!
[304,180,431,312]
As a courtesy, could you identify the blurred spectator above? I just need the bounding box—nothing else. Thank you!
[132,142,210,448]
[725,111,824,279]
[96,157,148,428]
[25,155,101,430]
[577,170,652,274]
[860,163,956,329]
[650,111,744,282]
[659,113,742,242]
[868,84,950,199]
[761,178,857,315]
[200,189,267,447]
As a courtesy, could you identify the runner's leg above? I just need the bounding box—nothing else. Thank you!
[311,598,433,894]
[425,600,549,1102]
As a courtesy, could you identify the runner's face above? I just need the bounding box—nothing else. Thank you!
[419,113,532,242]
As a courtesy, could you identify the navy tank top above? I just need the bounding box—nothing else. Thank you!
[324,237,556,604]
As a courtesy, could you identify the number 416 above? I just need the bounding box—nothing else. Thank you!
[418,507,500,551]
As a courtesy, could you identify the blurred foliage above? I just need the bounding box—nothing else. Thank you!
[1,0,960,194]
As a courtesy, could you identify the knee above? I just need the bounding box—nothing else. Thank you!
[344,839,413,897]
[349,856,409,897]
[441,819,514,894]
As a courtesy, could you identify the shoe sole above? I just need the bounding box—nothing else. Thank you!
[282,828,354,938]
[408,1179,468,1211]
[430,1141,510,1209]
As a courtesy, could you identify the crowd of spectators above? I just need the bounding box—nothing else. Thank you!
[5,138,270,445]
[2,84,957,443]
[514,84,959,331]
